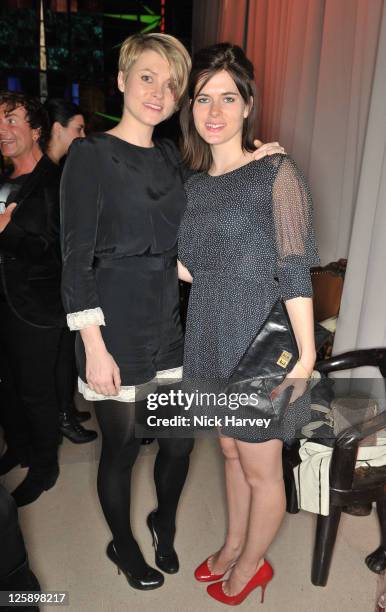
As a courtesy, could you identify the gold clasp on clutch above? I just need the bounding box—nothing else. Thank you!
[276,350,292,368]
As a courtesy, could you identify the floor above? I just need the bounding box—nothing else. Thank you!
[0,399,381,612]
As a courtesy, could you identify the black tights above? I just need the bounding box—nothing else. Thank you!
[95,400,194,574]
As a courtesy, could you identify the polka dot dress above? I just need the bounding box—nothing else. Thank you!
[178,154,320,443]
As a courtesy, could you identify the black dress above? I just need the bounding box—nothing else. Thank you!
[60,133,186,402]
[178,154,320,442]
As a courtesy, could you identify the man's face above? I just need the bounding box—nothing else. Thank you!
[0,104,39,159]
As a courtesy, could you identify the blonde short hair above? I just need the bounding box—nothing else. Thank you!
[118,33,191,106]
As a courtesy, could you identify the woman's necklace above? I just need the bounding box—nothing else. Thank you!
[210,151,251,176]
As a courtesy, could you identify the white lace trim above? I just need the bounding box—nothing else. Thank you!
[156,366,183,383]
[67,307,105,331]
[77,366,183,403]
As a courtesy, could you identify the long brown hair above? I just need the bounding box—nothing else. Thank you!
[180,43,258,172]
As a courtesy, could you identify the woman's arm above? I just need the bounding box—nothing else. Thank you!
[285,297,316,376]
[60,139,120,396]
[60,140,102,324]
[270,156,320,401]
[178,259,193,283]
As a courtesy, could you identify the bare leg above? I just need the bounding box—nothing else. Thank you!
[210,435,251,575]
[224,438,286,596]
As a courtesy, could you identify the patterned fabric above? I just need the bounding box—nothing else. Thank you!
[179,154,320,442]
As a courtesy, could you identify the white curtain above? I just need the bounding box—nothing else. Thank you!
[192,0,386,358]
[243,0,384,264]
[333,5,386,366]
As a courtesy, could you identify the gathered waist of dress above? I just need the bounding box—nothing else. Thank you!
[94,252,177,271]
[193,268,277,282]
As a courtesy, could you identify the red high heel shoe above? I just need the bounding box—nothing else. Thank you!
[194,556,235,582]
[207,560,273,605]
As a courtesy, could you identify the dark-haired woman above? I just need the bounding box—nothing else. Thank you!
[45,99,85,164]
[178,43,319,605]
[44,98,96,444]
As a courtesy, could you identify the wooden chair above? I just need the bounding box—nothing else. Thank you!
[284,348,386,586]
[282,259,346,514]
[311,259,346,359]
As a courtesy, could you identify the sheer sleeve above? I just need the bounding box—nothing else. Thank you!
[60,138,105,331]
[272,155,320,300]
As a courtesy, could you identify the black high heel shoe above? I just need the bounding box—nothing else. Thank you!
[147,511,179,574]
[106,541,164,590]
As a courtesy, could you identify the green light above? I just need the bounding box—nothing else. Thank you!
[139,19,161,33]
[104,14,159,24]
[103,4,160,34]
[95,111,120,123]
[104,3,162,47]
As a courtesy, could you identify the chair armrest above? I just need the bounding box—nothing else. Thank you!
[328,411,386,489]
[336,411,386,448]
[315,347,386,489]
[316,348,386,375]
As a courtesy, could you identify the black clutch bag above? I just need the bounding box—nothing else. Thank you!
[226,299,303,423]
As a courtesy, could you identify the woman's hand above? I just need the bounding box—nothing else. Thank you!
[270,360,314,404]
[252,140,286,161]
[85,347,121,396]
[80,324,121,396]
[0,202,17,233]
[178,259,193,283]
[272,298,316,404]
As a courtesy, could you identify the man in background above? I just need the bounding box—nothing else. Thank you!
[0,92,66,506]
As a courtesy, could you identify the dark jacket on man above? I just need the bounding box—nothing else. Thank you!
[0,155,65,328]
